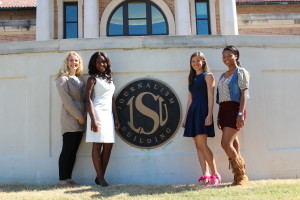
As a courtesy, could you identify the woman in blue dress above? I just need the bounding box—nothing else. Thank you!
[182,52,221,186]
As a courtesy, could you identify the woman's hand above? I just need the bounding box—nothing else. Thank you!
[91,119,99,132]
[114,119,120,130]
[205,115,212,126]
[78,116,86,125]
[236,115,245,129]
[182,120,186,128]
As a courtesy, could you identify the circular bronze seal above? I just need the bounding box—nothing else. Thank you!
[115,78,181,149]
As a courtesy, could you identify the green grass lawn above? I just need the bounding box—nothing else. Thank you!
[0,179,299,200]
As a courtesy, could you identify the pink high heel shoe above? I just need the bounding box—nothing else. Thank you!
[210,174,222,187]
[198,175,211,185]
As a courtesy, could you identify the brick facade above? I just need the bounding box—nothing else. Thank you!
[99,0,111,22]
[1,1,300,43]
[237,4,300,35]
[239,27,300,35]
[0,10,35,20]
[237,4,300,14]
[215,0,221,35]
[0,33,35,43]
[163,0,174,16]
[0,8,35,43]
[54,0,58,39]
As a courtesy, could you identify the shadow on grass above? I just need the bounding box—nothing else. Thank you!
[67,183,233,199]
[0,183,232,198]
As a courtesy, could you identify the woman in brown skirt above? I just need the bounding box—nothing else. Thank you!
[216,45,250,186]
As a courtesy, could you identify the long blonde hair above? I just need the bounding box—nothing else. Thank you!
[55,51,83,80]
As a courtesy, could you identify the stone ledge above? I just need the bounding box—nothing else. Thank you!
[0,35,300,55]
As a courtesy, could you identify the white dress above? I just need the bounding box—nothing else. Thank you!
[86,76,116,143]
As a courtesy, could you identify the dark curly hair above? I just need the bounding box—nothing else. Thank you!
[88,51,112,78]
[222,45,242,67]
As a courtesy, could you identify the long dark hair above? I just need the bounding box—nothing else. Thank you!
[88,51,112,79]
[188,52,210,87]
[222,45,242,67]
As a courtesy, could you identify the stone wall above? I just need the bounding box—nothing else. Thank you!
[0,35,299,184]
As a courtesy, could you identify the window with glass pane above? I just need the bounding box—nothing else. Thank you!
[195,0,210,35]
[108,7,123,36]
[128,2,147,35]
[108,1,168,36]
[64,2,78,39]
[152,6,167,35]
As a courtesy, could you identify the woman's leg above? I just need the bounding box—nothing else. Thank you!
[101,143,113,176]
[233,137,241,157]
[221,127,248,185]
[66,132,83,180]
[197,150,209,176]
[92,143,107,186]
[221,127,239,159]
[59,132,78,182]
[193,135,219,183]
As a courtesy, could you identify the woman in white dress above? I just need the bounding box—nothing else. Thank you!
[85,51,120,187]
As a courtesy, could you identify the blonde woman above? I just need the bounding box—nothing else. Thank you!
[56,51,86,186]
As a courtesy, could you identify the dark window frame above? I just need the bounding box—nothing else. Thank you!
[63,2,78,39]
[107,0,169,36]
[195,0,211,35]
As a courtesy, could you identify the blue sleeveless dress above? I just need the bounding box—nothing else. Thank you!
[184,72,215,137]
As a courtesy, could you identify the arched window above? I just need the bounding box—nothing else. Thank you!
[107,1,168,36]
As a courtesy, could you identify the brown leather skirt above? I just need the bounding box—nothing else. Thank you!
[218,101,246,131]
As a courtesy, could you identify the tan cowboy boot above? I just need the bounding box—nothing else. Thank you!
[229,157,249,186]
[228,158,237,185]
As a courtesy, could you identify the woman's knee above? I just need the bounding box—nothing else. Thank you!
[195,142,210,154]
[221,140,230,151]
[103,143,113,152]
[92,143,102,151]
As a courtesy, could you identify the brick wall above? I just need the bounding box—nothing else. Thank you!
[99,0,111,21]
[237,4,300,35]
[0,33,35,43]
[0,9,35,20]
[0,9,36,43]
[215,0,221,35]
[163,0,174,16]
[239,27,300,35]
[54,0,58,39]
[237,4,300,14]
